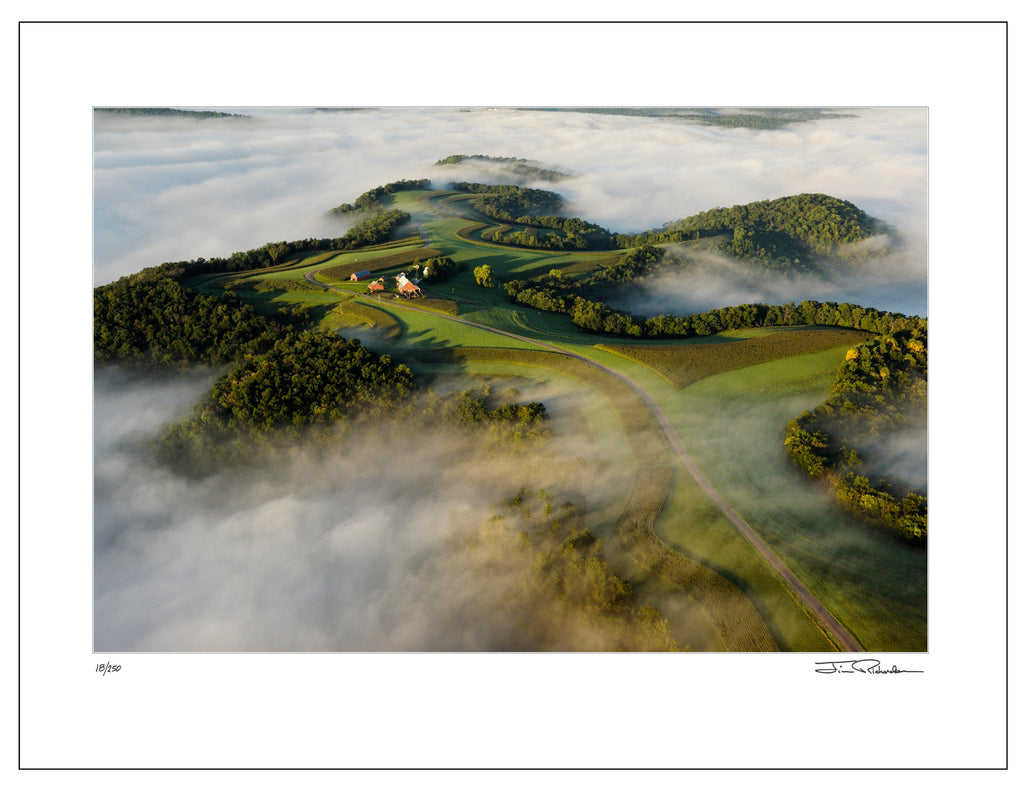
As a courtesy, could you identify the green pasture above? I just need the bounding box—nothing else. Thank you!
[324,300,403,339]
[366,305,537,352]
[599,327,870,390]
[190,187,925,652]
[653,464,838,651]
[317,245,441,285]
[405,190,618,282]
[662,348,927,651]
[223,286,349,327]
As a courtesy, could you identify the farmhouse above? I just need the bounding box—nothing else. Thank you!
[395,272,422,298]
[397,280,422,298]
[368,278,385,293]
[350,270,372,282]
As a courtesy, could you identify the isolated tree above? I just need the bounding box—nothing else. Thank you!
[474,264,495,288]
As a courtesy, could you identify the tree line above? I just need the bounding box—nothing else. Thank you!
[453,182,565,219]
[784,328,928,542]
[95,107,247,119]
[502,242,925,339]
[489,216,616,251]
[156,361,554,477]
[450,185,878,268]
[327,179,431,216]
[133,209,412,283]
[454,183,618,250]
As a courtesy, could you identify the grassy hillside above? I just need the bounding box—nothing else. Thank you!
[105,182,925,652]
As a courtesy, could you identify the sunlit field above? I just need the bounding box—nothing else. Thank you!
[94,107,928,653]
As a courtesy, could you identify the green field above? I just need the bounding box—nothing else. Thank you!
[662,349,927,650]
[194,187,927,652]
[598,327,871,389]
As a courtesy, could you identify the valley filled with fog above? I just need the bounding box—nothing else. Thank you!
[94,107,928,652]
[95,107,926,316]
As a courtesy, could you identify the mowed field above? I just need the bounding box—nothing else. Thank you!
[192,188,926,652]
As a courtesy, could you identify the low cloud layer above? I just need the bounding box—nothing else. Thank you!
[94,368,632,652]
[95,107,927,313]
[619,234,928,318]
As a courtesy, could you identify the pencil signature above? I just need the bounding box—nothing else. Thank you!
[815,659,923,675]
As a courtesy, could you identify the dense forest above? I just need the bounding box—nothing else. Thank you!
[452,184,881,269]
[95,270,552,479]
[626,193,879,270]
[94,274,294,366]
[784,329,928,541]
[157,360,551,477]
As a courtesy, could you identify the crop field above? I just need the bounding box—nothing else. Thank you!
[408,191,614,282]
[251,278,327,293]
[221,288,348,327]
[318,246,441,283]
[599,327,870,389]
[553,253,624,279]
[370,307,540,353]
[480,225,511,241]
[277,249,347,269]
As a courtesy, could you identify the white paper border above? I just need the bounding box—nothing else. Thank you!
[14,14,1013,774]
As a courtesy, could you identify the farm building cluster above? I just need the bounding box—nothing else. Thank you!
[395,272,422,297]
[349,268,423,297]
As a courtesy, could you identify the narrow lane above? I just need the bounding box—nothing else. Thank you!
[329,288,864,652]
[304,195,863,651]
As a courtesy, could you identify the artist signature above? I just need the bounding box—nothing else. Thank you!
[815,659,923,675]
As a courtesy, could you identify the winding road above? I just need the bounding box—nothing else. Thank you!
[305,208,863,652]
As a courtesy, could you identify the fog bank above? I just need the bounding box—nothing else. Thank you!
[620,235,928,318]
[94,367,628,651]
[95,106,927,316]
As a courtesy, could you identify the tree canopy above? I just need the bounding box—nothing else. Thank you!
[784,328,928,541]
[94,274,289,367]
[327,179,431,216]
[636,193,879,270]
